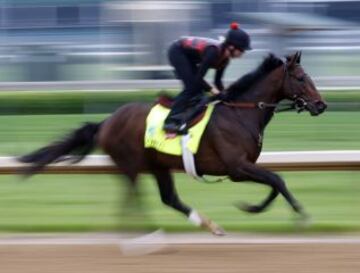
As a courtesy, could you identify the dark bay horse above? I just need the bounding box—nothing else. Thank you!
[20,52,327,235]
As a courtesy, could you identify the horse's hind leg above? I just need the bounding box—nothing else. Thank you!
[237,188,278,213]
[229,162,308,219]
[151,167,225,236]
[109,155,155,231]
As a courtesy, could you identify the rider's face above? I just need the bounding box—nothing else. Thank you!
[226,45,244,59]
[231,48,244,58]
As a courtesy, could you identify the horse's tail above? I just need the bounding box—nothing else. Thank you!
[18,122,101,176]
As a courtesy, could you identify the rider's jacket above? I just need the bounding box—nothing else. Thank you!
[177,37,229,69]
[172,37,230,92]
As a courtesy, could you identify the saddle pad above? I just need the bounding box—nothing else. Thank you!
[144,103,214,156]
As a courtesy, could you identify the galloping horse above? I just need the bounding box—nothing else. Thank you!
[20,52,327,235]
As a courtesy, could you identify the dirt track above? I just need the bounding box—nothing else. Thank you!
[0,239,359,273]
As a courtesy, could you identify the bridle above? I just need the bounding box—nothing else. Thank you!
[284,64,309,113]
[221,63,309,113]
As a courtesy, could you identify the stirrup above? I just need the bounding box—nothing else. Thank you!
[163,122,180,132]
[163,122,188,135]
[177,123,188,135]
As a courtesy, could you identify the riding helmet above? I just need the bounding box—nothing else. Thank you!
[225,22,252,51]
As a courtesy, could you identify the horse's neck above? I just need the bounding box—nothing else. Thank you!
[240,66,284,105]
[235,66,285,131]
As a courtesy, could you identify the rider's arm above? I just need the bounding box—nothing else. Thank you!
[194,46,220,92]
[214,60,229,92]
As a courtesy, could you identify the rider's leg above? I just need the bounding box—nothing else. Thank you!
[165,91,195,124]
[164,46,198,131]
[180,95,209,129]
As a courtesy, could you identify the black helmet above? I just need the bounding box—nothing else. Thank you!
[225,22,252,51]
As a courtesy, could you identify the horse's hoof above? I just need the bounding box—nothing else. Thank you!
[295,212,312,229]
[209,222,226,236]
[236,202,263,213]
[212,227,226,236]
[197,212,226,236]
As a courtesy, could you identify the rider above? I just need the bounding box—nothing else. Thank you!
[163,22,252,134]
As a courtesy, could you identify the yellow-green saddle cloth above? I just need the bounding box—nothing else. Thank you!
[144,104,215,156]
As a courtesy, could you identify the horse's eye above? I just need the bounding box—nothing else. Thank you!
[297,75,305,82]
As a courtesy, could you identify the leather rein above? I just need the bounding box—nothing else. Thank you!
[219,64,308,113]
[222,100,300,113]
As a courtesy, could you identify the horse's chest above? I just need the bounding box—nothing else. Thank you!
[258,132,263,148]
[243,131,263,163]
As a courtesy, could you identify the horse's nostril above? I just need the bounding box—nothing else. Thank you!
[315,101,327,112]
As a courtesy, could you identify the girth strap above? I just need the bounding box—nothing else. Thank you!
[181,133,227,184]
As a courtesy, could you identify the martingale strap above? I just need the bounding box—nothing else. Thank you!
[181,134,227,183]
[181,134,200,180]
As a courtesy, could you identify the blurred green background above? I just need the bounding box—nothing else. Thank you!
[0,90,358,233]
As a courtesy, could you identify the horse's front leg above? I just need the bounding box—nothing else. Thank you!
[229,161,309,222]
[151,167,225,236]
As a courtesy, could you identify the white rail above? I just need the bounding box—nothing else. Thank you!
[0,150,359,174]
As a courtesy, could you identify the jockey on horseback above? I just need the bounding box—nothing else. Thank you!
[163,22,252,134]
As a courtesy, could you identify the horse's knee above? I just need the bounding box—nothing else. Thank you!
[160,195,176,208]
[267,173,286,188]
[228,168,248,182]
[161,197,172,207]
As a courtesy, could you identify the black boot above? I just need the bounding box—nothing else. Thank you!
[163,94,204,135]
[163,121,182,133]
[176,96,210,135]
[163,112,186,134]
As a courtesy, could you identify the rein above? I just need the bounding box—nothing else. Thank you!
[221,100,300,113]
[222,101,277,109]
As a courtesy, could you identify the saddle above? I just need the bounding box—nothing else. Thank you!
[157,95,209,132]
[144,99,215,156]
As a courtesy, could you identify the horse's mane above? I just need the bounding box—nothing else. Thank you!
[224,54,284,101]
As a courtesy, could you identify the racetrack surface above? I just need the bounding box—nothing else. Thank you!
[0,233,359,273]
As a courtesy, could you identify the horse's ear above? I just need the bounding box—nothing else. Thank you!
[285,52,297,68]
[296,51,302,64]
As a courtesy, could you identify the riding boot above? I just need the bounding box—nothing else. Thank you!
[163,94,189,132]
[177,96,210,135]
[163,94,202,134]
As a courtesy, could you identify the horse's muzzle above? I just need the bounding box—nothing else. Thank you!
[307,100,327,116]
[316,100,327,113]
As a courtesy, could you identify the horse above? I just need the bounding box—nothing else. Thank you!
[19,52,327,235]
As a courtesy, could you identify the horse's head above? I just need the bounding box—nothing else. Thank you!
[282,51,327,116]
